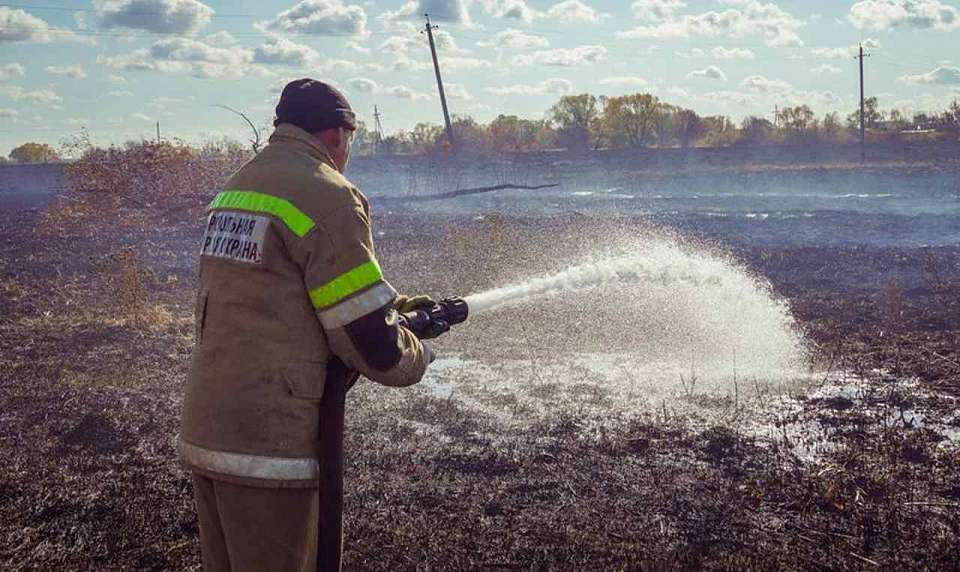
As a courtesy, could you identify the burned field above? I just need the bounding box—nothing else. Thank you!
[1,184,960,570]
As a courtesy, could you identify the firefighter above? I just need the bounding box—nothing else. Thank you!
[180,78,436,571]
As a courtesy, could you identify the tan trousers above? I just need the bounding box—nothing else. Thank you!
[192,367,349,571]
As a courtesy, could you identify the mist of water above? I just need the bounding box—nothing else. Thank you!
[464,238,806,376]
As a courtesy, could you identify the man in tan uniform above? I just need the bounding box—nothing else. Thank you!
[180,78,436,571]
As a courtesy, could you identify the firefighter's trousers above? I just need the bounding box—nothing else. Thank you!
[191,374,347,571]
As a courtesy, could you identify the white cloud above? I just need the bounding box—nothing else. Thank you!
[688,65,727,81]
[478,29,549,50]
[849,0,959,31]
[712,46,754,60]
[206,30,236,44]
[347,77,380,93]
[479,0,537,23]
[99,37,257,79]
[445,83,472,99]
[631,0,685,22]
[900,66,960,86]
[0,86,63,106]
[108,90,134,96]
[811,38,879,59]
[487,78,573,96]
[0,7,89,43]
[599,76,648,86]
[617,1,804,47]
[0,107,19,119]
[810,63,842,74]
[0,63,26,81]
[130,112,153,122]
[700,90,758,106]
[386,85,431,101]
[511,45,607,67]
[45,65,87,79]
[739,74,791,93]
[443,56,494,71]
[108,74,127,84]
[253,37,319,66]
[96,0,213,34]
[258,0,368,37]
[380,0,470,25]
[545,1,600,24]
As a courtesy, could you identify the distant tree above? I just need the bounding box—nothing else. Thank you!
[740,116,775,144]
[599,93,659,149]
[450,114,485,152]
[9,142,59,163]
[487,114,546,152]
[675,108,704,148]
[947,100,960,139]
[846,96,885,130]
[409,122,444,153]
[701,115,738,146]
[548,94,600,151]
[820,112,847,142]
[778,105,816,140]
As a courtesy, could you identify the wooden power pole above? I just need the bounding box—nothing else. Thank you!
[856,43,870,163]
[423,14,455,149]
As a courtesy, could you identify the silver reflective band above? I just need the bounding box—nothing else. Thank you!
[180,441,319,481]
[317,281,397,329]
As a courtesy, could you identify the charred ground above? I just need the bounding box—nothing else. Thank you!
[1,177,959,570]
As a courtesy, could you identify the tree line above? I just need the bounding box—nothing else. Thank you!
[5,93,960,163]
[354,93,960,155]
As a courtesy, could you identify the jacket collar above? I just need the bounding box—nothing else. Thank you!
[269,123,338,170]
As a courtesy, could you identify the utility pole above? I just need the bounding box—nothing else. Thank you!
[774,105,778,129]
[156,121,161,144]
[373,105,384,155]
[856,43,870,163]
[423,13,455,149]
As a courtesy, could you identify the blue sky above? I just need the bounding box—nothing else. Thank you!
[1,0,958,155]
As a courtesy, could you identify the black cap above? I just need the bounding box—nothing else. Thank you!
[274,78,357,132]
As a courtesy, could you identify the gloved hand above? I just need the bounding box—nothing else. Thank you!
[395,294,435,313]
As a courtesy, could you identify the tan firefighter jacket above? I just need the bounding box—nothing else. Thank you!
[180,123,430,487]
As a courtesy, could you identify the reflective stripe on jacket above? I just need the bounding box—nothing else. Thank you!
[179,124,429,486]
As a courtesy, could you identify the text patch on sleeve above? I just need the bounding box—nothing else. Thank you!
[201,211,269,264]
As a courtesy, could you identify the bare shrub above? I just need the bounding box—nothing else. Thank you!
[42,132,250,236]
[90,247,170,329]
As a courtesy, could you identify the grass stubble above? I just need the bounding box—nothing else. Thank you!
[0,203,958,570]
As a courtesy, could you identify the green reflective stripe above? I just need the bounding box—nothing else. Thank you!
[309,261,384,309]
[209,191,315,237]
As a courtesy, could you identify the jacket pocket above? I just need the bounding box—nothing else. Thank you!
[283,361,327,401]
[195,291,209,345]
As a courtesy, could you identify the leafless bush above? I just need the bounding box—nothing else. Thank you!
[90,247,170,330]
[42,132,250,236]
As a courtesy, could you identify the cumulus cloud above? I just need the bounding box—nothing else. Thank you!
[477,29,549,49]
[386,85,431,101]
[253,37,318,66]
[511,45,606,67]
[739,74,791,93]
[108,74,127,83]
[811,38,879,59]
[700,90,758,106]
[712,46,754,60]
[688,65,727,81]
[545,0,600,24]
[445,83,472,99]
[0,85,63,106]
[108,90,134,96]
[347,77,380,93]
[479,0,537,23]
[45,65,87,79]
[206,30,236,44]
[900,66,960,86]
[442,56,494,71]
[0,107,19,119]
[258,0,368,37]
[130,112,153,122]
[631,0,686,22]
[849,0,959,31]
[617,1,804,47]
[0,7,89,43]
[99,37,255,78]
[380,0,470,25]
[810,63,842,74]
[96,0,213,34]
[0,63,26,81]
[599,76,648,86]
[486,78,573,96]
